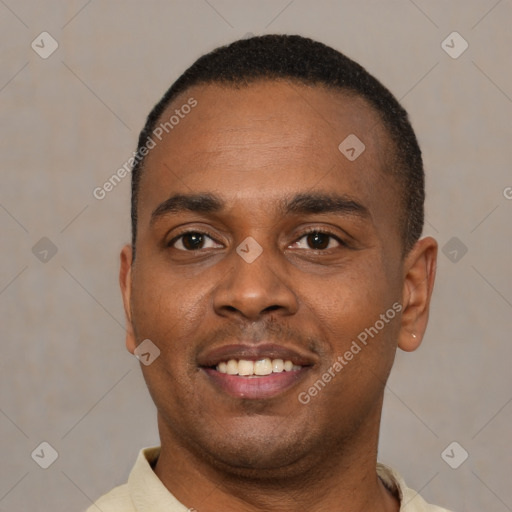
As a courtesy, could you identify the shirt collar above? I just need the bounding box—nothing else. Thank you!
[377,462,436,511]
[128,447,190,511]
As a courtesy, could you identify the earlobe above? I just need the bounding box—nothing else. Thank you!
[397,237,438,352]
[119,244,136,354]
[399,331,422,352]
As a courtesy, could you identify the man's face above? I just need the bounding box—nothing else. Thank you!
[122,81,415,474]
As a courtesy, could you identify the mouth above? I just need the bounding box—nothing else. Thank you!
[216,358,302,375]
[198,343,315,400]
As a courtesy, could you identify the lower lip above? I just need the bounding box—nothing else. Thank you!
[202,367,309,400]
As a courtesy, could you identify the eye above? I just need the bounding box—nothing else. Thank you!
[170,231,222,251]
[290,230,343,250]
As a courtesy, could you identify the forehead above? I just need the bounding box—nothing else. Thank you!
[168,81,386,157]
[153,81,388,168]
[137,81,399,234]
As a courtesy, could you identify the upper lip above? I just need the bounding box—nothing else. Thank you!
[197,343,317,368]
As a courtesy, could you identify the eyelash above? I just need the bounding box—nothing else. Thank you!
[167,228,220,250]
[299,227,347,247]
[167,227,347,251]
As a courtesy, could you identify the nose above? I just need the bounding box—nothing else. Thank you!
[212,244,299,321]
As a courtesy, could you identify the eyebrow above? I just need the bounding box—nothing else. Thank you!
[281,193,370,219]
[150,193,224,225]
[150,192,370,225]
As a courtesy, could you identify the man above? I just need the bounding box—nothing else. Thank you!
[89,35,452,511]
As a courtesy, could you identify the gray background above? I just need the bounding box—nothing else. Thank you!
[1,1,511,511]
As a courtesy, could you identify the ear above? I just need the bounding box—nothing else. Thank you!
[398,236,437,352]
[120,244,136,354]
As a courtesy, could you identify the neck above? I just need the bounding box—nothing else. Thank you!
[153,405,399,512]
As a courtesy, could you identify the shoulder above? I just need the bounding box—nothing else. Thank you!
[86,483,134,512]
[377,463,455,512]
[402,494,455,512]
[400,490,455,512]
[85,447,162,512]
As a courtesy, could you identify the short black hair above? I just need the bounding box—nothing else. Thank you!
[131,34,424,256]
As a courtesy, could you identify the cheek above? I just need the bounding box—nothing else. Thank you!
[297,256,400,385]
[298,271,400,422]
[301,257,397,330]
[130,265,212,416]
[130,262,210,357]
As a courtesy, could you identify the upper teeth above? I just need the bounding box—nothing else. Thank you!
[216,358,301,376]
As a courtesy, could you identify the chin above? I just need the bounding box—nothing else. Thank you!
[191,420,320,478]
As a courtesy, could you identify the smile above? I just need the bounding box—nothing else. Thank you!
[198,343,315,399]
[216,358,302,376]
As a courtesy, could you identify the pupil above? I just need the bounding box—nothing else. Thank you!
[183,233,204,250]
[307,232,329,249]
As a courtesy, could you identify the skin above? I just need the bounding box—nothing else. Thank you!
[119,81,437,512]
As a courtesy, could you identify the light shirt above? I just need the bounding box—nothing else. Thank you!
[87,447,454,512]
